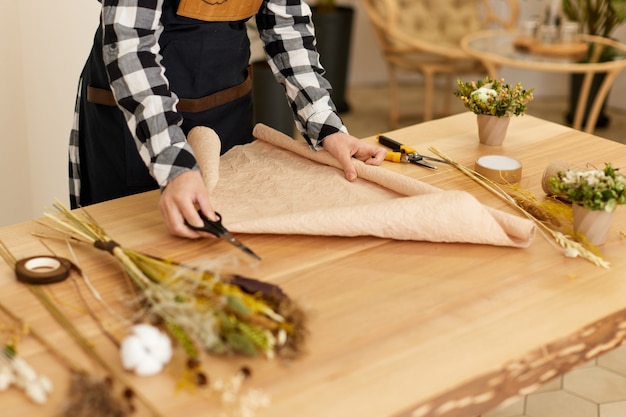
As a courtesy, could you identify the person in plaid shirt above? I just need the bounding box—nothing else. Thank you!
[69,0,386,238]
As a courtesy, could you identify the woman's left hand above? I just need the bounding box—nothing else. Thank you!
[322,132,387,181]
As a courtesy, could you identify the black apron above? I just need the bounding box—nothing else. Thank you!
[74,0,254,207]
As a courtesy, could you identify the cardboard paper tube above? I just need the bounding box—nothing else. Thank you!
[474,155,523,184]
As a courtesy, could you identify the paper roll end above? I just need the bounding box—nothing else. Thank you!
[187,126,221,196]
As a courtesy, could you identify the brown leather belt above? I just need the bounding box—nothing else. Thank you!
[87,67,252,113]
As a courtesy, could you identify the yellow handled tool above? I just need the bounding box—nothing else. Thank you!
[384,151,405,163]
[377,134,448,170]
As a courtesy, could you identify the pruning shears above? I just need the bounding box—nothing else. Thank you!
[377,134,449,170]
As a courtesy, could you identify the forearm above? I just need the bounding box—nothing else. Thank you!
[256,0,347,149]
[100,0,198,187]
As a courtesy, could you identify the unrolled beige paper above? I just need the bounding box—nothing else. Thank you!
[187,124,536,248]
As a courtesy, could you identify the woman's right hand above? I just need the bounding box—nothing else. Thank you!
[159,170,216,239]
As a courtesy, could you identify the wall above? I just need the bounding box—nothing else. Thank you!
[1,0,625,227]
[0,2,30,226]
[0,0,101,226]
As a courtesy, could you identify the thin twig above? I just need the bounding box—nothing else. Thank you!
[0,238,163,417]
[26,285,164,417]
[428,147,610,269]
[0,300,82,373]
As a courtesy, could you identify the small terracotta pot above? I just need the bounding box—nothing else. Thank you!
[572,203,614,246]
[476,114,511,146]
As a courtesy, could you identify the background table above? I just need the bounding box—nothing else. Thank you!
[461,30,626,134]
[1,113,626,417]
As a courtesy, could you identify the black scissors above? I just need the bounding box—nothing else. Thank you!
[185,210,261,261]
[377,134,449,170]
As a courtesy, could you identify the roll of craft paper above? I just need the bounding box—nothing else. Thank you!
[474,155,523,184]
[541,160,584,196]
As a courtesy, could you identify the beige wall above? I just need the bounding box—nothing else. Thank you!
[0,0,100,226]
[0,2,30,226]
[2,0,625,227]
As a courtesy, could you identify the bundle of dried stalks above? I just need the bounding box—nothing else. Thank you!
[428,148,610,269]
[41,202,307,360]
[0,244,140,417]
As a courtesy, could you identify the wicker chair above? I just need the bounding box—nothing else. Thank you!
[361,0,520,127]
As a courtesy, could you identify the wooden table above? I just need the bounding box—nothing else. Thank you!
[461,30,626,134]
[1,113,626,417]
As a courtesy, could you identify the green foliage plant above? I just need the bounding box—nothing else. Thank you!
[549,162,626,211]
[562,0,626,37]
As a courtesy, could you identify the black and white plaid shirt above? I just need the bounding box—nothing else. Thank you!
[69,0,347,204]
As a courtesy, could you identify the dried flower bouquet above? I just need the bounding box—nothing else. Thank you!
[42,202,307,361]
[454,77,534,117]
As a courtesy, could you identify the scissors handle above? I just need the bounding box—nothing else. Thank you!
[186,211,227,237]
[185,211,262,261]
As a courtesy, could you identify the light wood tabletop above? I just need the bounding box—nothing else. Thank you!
[1,112,625,417]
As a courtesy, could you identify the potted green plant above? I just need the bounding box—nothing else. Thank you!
[548,162,626,211]
[548,162,626,244]
[454,77,534,145]
[561,0,626,126]
[562,0,626,38]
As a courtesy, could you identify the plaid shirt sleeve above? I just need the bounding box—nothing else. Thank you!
[100,0,344,191]
[257,0,348,150]
[101,0,199,189]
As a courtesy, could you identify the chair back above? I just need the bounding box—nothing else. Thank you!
[363,0,519,54]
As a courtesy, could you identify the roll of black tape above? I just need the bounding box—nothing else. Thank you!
[15,256,72,285]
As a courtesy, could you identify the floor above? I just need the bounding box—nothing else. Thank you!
[338,83,626,417]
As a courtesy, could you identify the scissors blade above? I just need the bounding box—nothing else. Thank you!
[186,211,261,261]
[420,155,450,164]
[410,159,437,169]
[219,233,262,261]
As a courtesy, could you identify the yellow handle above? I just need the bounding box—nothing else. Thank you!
[378,134,417,154]
[385,151,403,162]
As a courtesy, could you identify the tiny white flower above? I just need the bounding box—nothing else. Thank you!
[11,357,37,383]
[25,383,48,404]
[276,329,287,346]
[586,175,599,186]
[38,375,53,393]
[471,87,498,103]
[222,390,237,404]
[605,200,617,212]
[212,378,224,391]
[0,366,15,390]
[230,373,244,392]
